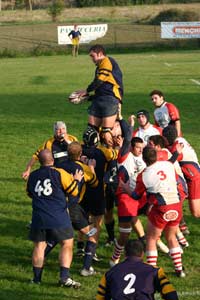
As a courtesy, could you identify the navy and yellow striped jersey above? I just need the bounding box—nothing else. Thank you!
[87,56,123,101]
[57,159,98,205]
[27,166,79,229]
[96,257,178,300]
[33,135,77,167]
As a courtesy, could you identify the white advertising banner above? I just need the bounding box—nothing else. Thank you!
[161,22,200,39]
[57,24,108,45]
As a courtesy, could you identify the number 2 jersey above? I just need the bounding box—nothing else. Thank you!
[96,257,178,300]
[27,166,79,229]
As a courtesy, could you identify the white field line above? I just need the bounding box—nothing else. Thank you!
[164,62,171,67]
[190,79,200,86]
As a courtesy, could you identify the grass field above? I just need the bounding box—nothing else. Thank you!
[0,50,200,300]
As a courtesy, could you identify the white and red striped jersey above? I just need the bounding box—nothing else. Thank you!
[172,137,199,164]
[118,153,146,190]
[132,161,180,206]
[133,125,162,145]
[157,148,184,178]
[154,102,180,129]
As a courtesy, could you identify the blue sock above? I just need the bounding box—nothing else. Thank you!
[60,267,69,282]
[83,241,96,270]
[44,240,58,257]
[33,266,43,282]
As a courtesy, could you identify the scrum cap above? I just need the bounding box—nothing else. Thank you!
[136,109,150,122]
[83,127,99,147]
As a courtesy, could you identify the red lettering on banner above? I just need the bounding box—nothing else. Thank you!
[173,26,200,35]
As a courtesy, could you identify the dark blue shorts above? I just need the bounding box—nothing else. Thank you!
[81,188,106,216]
[88,95,119,118]
[29,227,73,242]
[68,203,89,231]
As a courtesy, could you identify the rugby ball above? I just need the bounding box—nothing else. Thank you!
[68,91,89,104]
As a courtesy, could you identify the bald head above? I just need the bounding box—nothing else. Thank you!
[38,149,54,166]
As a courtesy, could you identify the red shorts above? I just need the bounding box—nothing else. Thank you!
[148,202,182,230]
[117,193,139,217]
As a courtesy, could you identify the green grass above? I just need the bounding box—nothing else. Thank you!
[0,50,200,300]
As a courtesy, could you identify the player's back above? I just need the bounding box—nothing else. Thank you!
[142,160,179,205]
[104,258,159,300]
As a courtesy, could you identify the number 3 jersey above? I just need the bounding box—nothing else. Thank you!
[96,257,178,300]
[27,166,79,229]
[132,161,180,206]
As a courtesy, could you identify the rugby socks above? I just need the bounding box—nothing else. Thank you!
[111,239,124,262]
[176,231,189,248]
[169,247,183,272]
[83,240,97,270]
[60,266,70,282]
[146,250,158,266]
[44,240,58,257]
[179,217,190,235]
[33,266,43,283]
[105,220,115,242]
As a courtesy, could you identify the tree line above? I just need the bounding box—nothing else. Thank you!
[1,0,199,11]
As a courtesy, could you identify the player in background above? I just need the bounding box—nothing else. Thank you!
[26,149,83,287]
[96,239,179,300]
[120,147,185,278]
[77,44,123,146]
[150,90,182,137]
[130,109,162,145]
[68,24,81,57]
[163,125,200,218]
[22,121,77,180]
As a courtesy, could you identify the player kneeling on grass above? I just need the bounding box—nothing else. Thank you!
[96,239,179,300]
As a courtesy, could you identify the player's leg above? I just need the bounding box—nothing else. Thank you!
[110,220,131,266]
[189,198,200,218]
[131,217,146,248]
[29,227,46,284]
[58,226,81,288]
[79,225,97,276]
[146,219,162,266]
[164,225,185,277]
[32,241,46,283]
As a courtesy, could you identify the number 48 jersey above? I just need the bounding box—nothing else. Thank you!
[27,165,79,229]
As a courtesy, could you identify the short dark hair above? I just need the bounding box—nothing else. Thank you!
[148,135,167,149]
[149,89,164,98]
[142,146,157,166]
[162,125,178,146]
[89,44,106,55]
[131,136,143,148]
[125,239,144,257]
